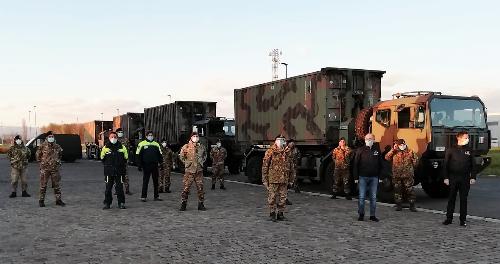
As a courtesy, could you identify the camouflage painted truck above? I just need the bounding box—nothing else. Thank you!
[234,67,491,198]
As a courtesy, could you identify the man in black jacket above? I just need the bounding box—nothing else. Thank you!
[136,131,163,202]
[101,132,128,209]
[443,131,476,227]
[353,133,382,222]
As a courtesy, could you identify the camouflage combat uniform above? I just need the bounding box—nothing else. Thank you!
[286,144,301,191]
[179,141,207,203]
[262,144,293,214]
[210,146,227,187]
[159,145,174,192]
[118,136,132,194]
[385,148,419,204]
[7,144,31,193]
[331,146,352,195]
[36,141,63,202]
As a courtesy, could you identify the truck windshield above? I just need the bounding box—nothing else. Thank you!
[430,98,486,128]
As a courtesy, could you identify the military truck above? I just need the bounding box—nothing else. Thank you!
[234,67,491,198]
[26,133,82,162]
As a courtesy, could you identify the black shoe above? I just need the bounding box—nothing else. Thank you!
[330,194,337,200]
[294,187,301,193]
[198,202,206,211]
[165,189,171,193]
[56,200,66,207]
[269,212,277,222]
[118,203,126,209]
[180,201,187,211]
[22,191,31,197]
[460,221,467,227]
[369,216,379,222]
[9,192,16,198]
[409,203,417,212]
[346,195,352,200]
[211,184,216,190]
[285,199,292,205]
[443,219,453,225]
[358,214,364,221]
[103,204,111,210]
[140,198,147,202]
[39,200,45,207]
[220,185,226,190]
[395,203,402,211]
[154,197,163,201]
[277,212,285,221]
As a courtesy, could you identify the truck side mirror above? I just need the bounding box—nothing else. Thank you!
[418,112,425,123]
[415,107,425,128]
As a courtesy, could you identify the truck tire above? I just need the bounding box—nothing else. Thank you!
[421,179,450,198]
[228,162,240,175]
[355,107,373,140]
[245,155,263,184]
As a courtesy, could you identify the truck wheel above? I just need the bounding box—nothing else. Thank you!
[421,179,450,198]
[355,107,373,140]
[228,162,240,175]
[245,156,263,184]
[321,162,334,193]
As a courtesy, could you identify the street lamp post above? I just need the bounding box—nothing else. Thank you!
[100,112,104,133]
[28,110,31,139]
[34,106,37,136]
[281,62,288,79]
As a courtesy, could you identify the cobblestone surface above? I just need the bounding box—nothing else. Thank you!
[1,157,499,263]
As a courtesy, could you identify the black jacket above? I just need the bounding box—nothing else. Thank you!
[444,145,476,181]
[353,145,383,179]
[135,140,162,167]
[100,142,128,176]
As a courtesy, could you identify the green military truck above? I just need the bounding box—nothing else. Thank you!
[234,67,491,198]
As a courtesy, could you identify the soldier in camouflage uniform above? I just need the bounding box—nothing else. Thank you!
[331,137,353,200]
[179,132,207,211]
[210,139,227,190]
[262,135,293,222]
[385,139,419,212]
[116,128,132,195]
[36,131,65,207]
[159,139,174,193]
[7,135,32,198]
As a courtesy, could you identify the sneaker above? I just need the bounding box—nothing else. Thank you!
[369,216,379,222]
[460,221,467,227]
[443,219,453,225]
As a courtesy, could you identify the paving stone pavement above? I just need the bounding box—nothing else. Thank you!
[1,157,500,263]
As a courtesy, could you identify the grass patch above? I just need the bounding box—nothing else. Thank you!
[482,147,500,176]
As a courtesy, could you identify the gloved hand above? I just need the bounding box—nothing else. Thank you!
[470,179,476,185]
[444,179,449,186]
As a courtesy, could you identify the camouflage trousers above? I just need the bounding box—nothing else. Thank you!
[267,183,288,213]
[181,171,204,202]
[159,166,172,192]
[11,167,28,192]
[122,166,130,192]
[211,164,225,186]
[39,169,62,201]
[393,177,416,204]
[333,168,350,195]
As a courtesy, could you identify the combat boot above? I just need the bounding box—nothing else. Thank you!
[55,200,66,207]
[198,202,206,211]
[269,212,277,222]
[285,199,292,205]
[22,191,31,197]
[9,192,16,198]
[180,201,187,211]
[39,200,45,207]
[409,202,417,212]
[102,204,111,210]
[159,188,164,193]
[294,185,301,193]
[395,203,402,211]
[211,184,216,190]
[277,212,285,221]
[165,188,171,193]
[220,184,226,190]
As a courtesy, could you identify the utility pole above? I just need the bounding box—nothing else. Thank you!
[269,49,282,81]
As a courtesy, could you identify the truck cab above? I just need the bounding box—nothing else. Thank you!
[370,91,491,197]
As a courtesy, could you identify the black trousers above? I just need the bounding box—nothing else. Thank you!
[104,175,125,205]
[141,163,159,199]
[446,179,470,222]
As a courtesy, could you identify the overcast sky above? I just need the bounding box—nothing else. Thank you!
[1,0,499,128]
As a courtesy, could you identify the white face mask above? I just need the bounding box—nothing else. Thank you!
[275,138,285,149]
[117,132,124,138]
[15,139,22,145]
[47,137,55,143]
[458,138,469,146]
[216,142,221,147]
[399,144,407,151]
[365,139,374,147]
[110,138,118,144]
[162,142,167,147]
[192,136,199,143]
[147,135,154,141]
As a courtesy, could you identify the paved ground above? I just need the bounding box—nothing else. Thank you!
[1,156,500,263]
